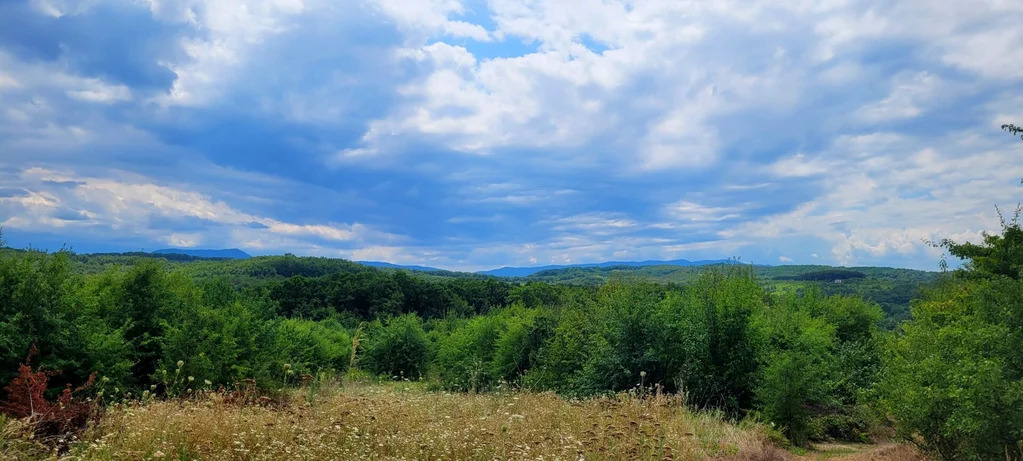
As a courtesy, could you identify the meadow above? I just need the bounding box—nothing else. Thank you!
[3,377,927,460]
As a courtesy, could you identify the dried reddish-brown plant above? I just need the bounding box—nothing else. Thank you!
[0,344,99,439]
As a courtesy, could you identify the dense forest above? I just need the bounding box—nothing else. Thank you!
[1,211,1022,459]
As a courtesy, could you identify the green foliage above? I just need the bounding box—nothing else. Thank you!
[435,316,504,391]
[360,314,430,380]
[570,282,668,394]
[4,240,990,453]
[775,269,865,281]
[269,318,352,379]
[883,213,1023,460]
[685,269,762,413]
[754,297,837,446]
[881,280,1023,460]
[522,306,592,392]
[0,250,89,389]
[490,308,553,384]
[159,300,274,387]
[1003,123,1023,141]
[937,209,1023,281]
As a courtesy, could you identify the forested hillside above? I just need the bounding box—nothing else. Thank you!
[523,264,936,328]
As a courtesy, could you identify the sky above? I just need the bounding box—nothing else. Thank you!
[1,0,1022,272]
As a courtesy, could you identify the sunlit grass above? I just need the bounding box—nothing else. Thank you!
[68,380,784,460]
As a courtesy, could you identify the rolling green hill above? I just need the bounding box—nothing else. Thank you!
[51,249,939,328]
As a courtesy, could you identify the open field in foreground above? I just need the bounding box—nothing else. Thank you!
[3,382,922,460]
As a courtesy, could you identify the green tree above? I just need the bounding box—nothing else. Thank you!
[0,250,89,389]
[435,316,504,391]
[360,314,430,380]
[884,215,1023,459]
[754,294,838,446]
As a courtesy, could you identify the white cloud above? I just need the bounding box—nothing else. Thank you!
[369,0,490,41]
[724,129,1023,265]
[666,201,743,222]
[0,167,403,251]
[3,0,1023,271]
[65,81,133,104]
[150,0,308,106]
[856,72,943,123]
[779,256,793,262]
[769,153,830,178]
[343,0,810,171]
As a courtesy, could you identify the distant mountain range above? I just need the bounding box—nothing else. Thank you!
[356,258,738,277]
[477,258,738,277]
[153,248,252,259]
[357,261,448,272]
[148,251,735,275]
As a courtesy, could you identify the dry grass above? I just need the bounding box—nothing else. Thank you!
[63,381,781,460]
[0,415,54,459]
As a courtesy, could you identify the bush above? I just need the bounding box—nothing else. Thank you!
[572,282,668,394]
[754,302,836,446]
[0,346,98,439]
[159,300,274,387]
[264,318,352,384]
[490,308,553,385]
[360,314,430,380]
[435,316,504,391]
[524,307,592,392]
[881,279,1023,460]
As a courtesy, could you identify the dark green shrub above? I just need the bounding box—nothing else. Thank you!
[754,297,837,446]
[360,314,430,380]
[435,316,504,391]
[490,308,553,384]
[266,318,352,381]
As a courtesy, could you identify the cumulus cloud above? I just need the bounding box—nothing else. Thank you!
[0,0,1021,270]
[0,167,404,253]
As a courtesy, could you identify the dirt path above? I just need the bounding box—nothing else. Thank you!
[794,442,927,460]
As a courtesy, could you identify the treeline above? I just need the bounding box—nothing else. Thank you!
[775,269,866,281]
[1,216,1022,457]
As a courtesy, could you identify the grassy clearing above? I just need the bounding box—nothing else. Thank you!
[53,381,787,460]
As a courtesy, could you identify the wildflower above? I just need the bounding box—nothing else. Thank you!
[153,450,165,458]
[177,360,184,369]
[204,379,213,386]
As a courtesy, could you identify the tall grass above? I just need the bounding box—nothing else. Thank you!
[68,381,783,460]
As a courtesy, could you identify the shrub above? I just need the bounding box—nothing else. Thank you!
[524,306,592,392]
[490,308,553,385]
[881,279,1023,460]
[360,314,430,380]
[436,316,504,391]
[0,346,98,439]
[573,282,667,394]
[754,297,837,446]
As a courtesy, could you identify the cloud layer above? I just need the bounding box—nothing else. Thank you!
[1,0,1021,270]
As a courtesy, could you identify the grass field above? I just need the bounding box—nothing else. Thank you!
[1,380,922,460]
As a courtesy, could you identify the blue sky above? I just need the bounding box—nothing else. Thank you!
[1,0,1021,271]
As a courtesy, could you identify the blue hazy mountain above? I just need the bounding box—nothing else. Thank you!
[479,258,737,277]
[153,248,252,259]
[358,261,445,272]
